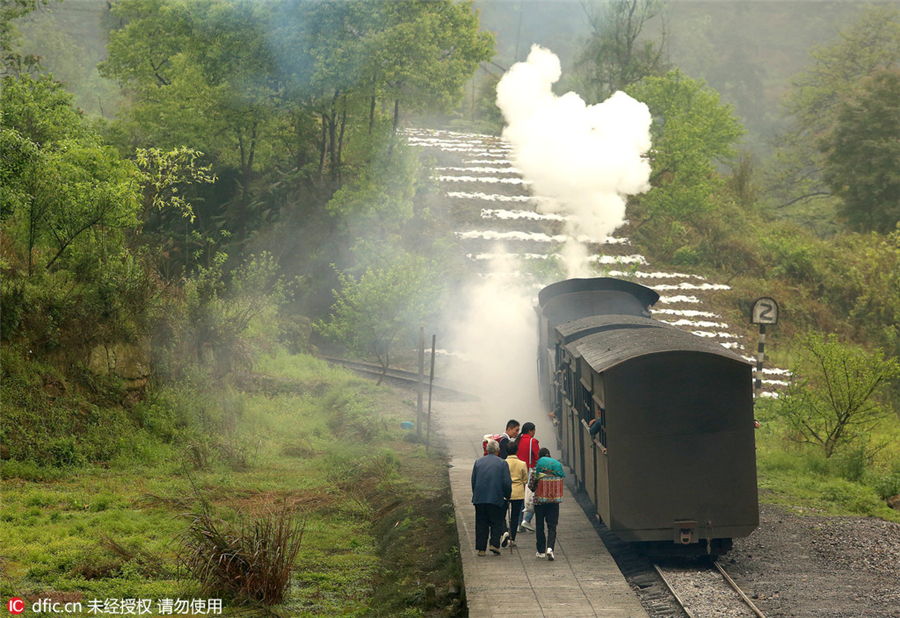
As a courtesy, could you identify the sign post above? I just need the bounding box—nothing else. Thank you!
[750,297,779,401]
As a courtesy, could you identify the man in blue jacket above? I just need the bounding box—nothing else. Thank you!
[471,440,512,556]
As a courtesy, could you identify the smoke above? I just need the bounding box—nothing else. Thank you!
[496,45,653,277]
[442,252,549,439]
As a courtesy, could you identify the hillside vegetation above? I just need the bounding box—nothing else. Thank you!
[2,0,899,613]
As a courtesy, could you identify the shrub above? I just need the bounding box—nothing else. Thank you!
[179,506,303,606]
[872,474,900,500]
[819,478,884,515]
[776,332,899,458]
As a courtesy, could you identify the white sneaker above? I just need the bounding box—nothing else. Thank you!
[517,524,527,533]
[500,531,510,548]
[546,547,555,561]
[535,551,546,559]
[522,520,535,532]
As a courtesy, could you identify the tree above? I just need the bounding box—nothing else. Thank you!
[625,70,745,255]
[575,0,668,103]
[372,0,494,132]
[316,255,442,383]
[1,74,141,275]
[101,0,284,244]
[777,333,900,458]
[1,0,52,74]
[819,68,900,234]
[766,5,900,221]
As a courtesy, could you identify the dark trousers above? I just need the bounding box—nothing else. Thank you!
[474,503,506,551]
[534,502,560,553]
[508,499,524,541]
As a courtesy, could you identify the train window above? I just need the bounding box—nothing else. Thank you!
[580,383,592,424]
[596,402,608,448]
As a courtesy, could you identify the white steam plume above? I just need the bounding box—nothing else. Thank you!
[496,45,653,278]
[442,254,549,441]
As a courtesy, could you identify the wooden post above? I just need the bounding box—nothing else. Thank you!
[750,297,779,403]
[426,334,436,452]
[755,324,766,400]
[417,327,425,440]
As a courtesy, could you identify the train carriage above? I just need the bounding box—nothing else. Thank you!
[537,278,759,555]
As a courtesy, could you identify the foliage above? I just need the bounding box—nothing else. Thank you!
[135,146,215,223]
[0,345,137,467]
[575,0,668,103]
[370,0,495,128]
[776,332,900,458]
[765,4,900,222]
[179,504,303,605]
[2,353,464,614]
[0,0,53,73]
[101,0,494,255]
[625,70,745,257]
[317,254,443,377]
[168,251,285,378]
[819,68,900,234]
[1,74,142,275]
[327,139,419,226]
[843,228,900,359]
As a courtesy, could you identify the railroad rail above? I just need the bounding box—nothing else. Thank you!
[654,561,767,618]
[322,357,478,400]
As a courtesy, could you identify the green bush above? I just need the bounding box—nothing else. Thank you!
[819,478,884,515]
[872,474,900,500]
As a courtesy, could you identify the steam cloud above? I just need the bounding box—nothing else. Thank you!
[443,252,550,440]
[496,45,653,277]
[440,47,652,448]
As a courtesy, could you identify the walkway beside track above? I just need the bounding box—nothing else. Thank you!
[440,400,649,618]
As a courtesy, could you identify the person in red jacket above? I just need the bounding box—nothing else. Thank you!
[516,422,539,531]
[516,422,540,469]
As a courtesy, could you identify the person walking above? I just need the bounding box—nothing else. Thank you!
[516,422,540,532]
[532,447,565,561]
[504,440,528,548]
[497,419,520,460]
[471,440,512,556]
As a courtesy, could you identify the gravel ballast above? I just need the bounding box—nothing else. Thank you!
[724,502,900,618]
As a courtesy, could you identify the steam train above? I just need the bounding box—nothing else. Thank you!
[536,278,759,555]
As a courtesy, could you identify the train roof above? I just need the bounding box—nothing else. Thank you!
[555,314,664,345]
[566,318,751,373]
[538,278,659,311]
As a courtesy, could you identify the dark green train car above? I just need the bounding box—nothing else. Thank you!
[537,278,759,555]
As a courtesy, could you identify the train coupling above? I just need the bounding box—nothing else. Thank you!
[674,520,696,544]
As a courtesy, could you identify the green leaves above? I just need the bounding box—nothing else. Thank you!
[626,70,744,234]
[135,146,216,222]
[777,333,900,458]
[766,5,900,220]
[575,0,667,103]
[1,74,142,273]
[317,255,442,372]
[819,69,900,234]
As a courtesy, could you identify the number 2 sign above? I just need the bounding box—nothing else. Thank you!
[751,297,779,325]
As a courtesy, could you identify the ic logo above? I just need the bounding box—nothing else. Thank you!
[7,598,25,614]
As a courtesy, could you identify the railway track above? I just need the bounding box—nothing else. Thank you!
[654,561,767,618]
[322,357,478,400]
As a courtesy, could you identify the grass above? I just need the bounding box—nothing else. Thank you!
[0,350,463,617]
[754,407,900,522]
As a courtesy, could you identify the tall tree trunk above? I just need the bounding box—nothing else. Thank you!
[27,194,36,277]
[337,106,347,183]
[236,123,258,242]
[392,98,400,135]
[328,90,340,180]
[318,113,328,178]
[369,94,377,134]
